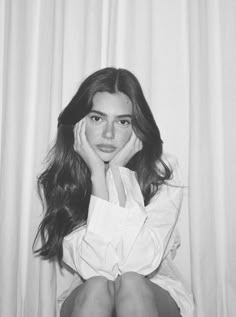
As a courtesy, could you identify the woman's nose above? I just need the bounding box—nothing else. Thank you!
[103,122,115,139]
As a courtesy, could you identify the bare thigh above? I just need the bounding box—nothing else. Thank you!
[60,277,115,317]
[60,276,180,317]
[60,284,84,317]
[114,273,181,317]
[146,279,181,317]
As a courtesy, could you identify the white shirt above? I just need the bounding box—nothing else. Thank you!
[61,156,194,316]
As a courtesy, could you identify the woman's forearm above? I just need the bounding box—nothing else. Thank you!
[91,170,109,201]
[110,166,126,207]
[91,167,127,207]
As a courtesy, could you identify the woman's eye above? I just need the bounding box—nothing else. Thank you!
[118,119,131,126]
[90,116,102,122]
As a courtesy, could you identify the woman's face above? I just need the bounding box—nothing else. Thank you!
[85,91,133,162]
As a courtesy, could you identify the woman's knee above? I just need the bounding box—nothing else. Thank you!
[75,276,114,305]
[114,273,160,316]
[115,272,153,298]
[116,272,146,289]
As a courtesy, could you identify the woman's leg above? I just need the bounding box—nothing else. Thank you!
[114,272,181,317]
[60,276,115,317]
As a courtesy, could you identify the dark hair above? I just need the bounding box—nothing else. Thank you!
[33,67,172,264]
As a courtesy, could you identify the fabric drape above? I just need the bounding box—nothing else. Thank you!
[188,0,236,316]
[0,0,235,316]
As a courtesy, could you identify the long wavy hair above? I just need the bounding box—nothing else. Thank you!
[33,67,172,264]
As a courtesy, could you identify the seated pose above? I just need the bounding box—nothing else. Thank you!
[34,68,194,317]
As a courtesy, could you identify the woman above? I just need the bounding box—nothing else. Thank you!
[34,68,194,317]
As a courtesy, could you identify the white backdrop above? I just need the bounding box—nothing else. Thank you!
[0,0,235,316]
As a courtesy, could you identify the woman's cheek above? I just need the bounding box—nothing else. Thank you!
[85,122,99,144]
[120,129,132,146]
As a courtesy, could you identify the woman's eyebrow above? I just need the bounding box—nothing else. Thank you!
[89,110,132,118]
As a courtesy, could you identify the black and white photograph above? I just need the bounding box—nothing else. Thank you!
[0,1,235,316]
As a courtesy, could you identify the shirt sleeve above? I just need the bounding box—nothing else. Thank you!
[62,156,183,280]
[62,195,148,280]
[117,157,183,276]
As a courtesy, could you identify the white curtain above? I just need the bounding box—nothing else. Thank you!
[0,0,235,316]
[188,0,236,316]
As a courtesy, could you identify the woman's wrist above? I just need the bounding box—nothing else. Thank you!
[110,166,127,207]
[90,163,106,177]
[91,168,109,201]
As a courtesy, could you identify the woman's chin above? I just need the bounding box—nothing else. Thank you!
[100,153,115,162]
[94,150,113,162]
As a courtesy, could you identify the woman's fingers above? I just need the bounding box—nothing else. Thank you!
[79,119,87,144]
[73,123,78,151]
[130,131,142,154]
[74,119,84,152]
[121,130,142,156]
[73,118,105,174]
[130,130,137,143]
[135,137,143,152]
[109,130,143,167]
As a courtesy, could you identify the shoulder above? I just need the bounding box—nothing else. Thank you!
[156,153,183,187]
[157,152,179,169]
[146,153,184,208]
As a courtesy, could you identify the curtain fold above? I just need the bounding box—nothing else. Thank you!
[0,0,235,316]
[188,0,236,316]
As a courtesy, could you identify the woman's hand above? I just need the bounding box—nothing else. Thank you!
[109,131,143,168]
[74,119,109,201]
[73,118,105,175]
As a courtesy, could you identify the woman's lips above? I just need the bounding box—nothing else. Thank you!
[96,144,117,153]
